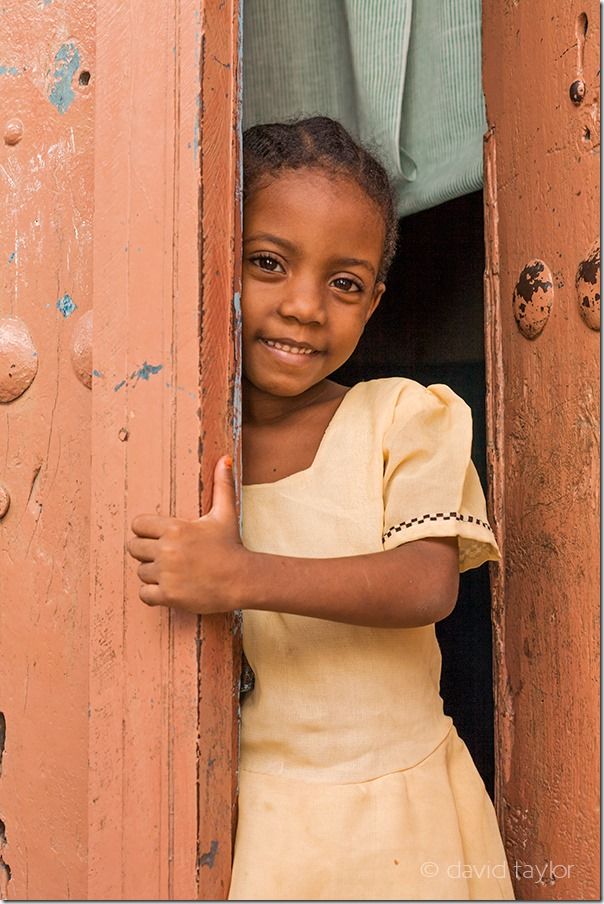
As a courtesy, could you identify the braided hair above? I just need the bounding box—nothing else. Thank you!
[243,116,398,282]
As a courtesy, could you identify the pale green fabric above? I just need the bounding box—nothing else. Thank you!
[243,0,486,217]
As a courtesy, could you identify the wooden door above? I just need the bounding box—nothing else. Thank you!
[482,1,599,898]
[1,0,242,898]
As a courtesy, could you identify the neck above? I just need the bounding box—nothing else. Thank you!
[242,377,337,426]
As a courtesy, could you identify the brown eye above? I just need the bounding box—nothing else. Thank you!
[331,276,362,293]
[250,254,284,273]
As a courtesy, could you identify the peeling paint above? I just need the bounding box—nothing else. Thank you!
[0,65,20,77]
[576,241,600,331]
[113,362,163,392]
[133,361,163,382]
[56,293,77,318]
[198,839,218,869]
[0,712,5,774]
[0,818,11,899]
[513,260,554,338]
[49,42,80,114]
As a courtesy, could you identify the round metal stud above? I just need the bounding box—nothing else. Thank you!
[70,310,93,388]
[4,119,23,146]
[0,484,10,519]
[569,79,586,105]
[0,316,38,402]
[513,260,554,339]
[576,241,600,331]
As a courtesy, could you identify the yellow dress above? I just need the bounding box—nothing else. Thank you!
[228,377,515,901]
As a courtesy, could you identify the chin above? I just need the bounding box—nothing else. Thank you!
[243,370,322,398]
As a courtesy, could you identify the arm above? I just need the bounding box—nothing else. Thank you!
[128,456,460,629]
[238,538,459,628]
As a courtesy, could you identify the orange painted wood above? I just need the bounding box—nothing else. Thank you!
[483,2,600,898]
[0,2,95,898]
[90,0,241,898]
[196,0,243,898]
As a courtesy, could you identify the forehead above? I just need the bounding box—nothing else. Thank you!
[244,169,385,264]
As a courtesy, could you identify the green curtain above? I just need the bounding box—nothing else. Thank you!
[243,0,486,218]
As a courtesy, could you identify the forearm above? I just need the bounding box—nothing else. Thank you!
[236,538,460,628]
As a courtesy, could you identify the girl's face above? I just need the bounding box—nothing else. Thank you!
[242,168,386,399]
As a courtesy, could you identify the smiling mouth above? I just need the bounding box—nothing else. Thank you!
[259,338,320,357]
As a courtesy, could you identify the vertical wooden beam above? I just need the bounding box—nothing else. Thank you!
[0,1,95,897]
[483,1,599,898]
[197,0,243,898]
[90,0,241,898]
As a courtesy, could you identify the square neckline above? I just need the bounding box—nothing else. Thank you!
[242,382,361,490]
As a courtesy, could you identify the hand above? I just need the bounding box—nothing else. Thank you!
[127,455,246,614]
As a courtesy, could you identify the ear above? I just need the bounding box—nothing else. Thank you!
[365,280,386,324]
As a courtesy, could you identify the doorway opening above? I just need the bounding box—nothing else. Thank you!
[332,189,495,799]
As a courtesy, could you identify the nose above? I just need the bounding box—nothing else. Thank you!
[277,276,327,325]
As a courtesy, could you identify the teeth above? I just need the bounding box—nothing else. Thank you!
[263,339,315,355]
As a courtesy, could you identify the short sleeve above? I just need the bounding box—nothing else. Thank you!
[382,382,500,573]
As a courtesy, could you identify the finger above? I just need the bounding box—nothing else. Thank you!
[209,455,238,522]
[137,562,159,584]
[127,537,158,562]
[139,584,164,607]
[131,514,174,539]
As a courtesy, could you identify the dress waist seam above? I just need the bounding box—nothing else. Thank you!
[239,720,456,786]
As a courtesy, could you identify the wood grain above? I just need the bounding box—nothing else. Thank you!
[483,1,600,897]
[90,0,242,897]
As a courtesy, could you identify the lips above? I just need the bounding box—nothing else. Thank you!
[259,337,320,356]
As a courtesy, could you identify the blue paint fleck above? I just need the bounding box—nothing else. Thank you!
[113,362,163,392]
[134,362,163,381]
[8,251,16,263]
[92,369,103,378]
[56,293,77,318]
[0,65,20,77]
[49,42,80,114]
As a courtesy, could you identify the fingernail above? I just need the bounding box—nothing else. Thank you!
[224,455,233,469]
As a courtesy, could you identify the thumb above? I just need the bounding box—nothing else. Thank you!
[210,454,238,523]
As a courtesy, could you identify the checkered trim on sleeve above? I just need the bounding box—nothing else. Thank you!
[383,511,495,541]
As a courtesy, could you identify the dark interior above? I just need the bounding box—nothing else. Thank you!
[332,189,496,800]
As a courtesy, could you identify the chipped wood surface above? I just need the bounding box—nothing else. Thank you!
[89,0,242,899]
[0,1,95,897]
[483,1,600,897]
[1,0,241,898]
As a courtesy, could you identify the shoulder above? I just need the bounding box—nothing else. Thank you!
[348,377,471,423]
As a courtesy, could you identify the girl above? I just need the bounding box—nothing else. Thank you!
[128,116,515,901]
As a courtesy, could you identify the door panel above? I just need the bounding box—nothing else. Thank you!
[90,0,242,898]
[483,2,599,898]
[0,2,95,897]
[1,0,242,898]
